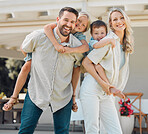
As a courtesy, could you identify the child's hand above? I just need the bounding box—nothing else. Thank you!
[54,44,65,53]
[110,38,116,48]
[63,47,74,53]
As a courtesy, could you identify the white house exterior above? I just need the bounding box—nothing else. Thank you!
[0,0,148,124]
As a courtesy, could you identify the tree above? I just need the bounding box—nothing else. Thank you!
[0,58,29,97]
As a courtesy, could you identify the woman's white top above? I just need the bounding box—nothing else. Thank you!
[87,31,129,91]
[119,44,125,70]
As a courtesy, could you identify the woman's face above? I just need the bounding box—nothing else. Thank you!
[110,11,126,32]
[74,16,88,32]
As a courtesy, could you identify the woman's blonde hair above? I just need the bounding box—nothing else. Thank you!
[108,8,134,53]
[78,12,91,32]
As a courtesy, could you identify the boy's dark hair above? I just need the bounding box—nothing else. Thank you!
[90,20,108,34]
[59,7,78,19]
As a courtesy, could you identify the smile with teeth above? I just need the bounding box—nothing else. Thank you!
[117,24,124,28]
[64,27,71,31]
[97,38,102,41]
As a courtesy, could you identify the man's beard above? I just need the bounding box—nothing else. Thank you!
[58,25,72,37]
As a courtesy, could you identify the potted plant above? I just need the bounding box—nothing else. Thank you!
[119,98,134,134]
[119,98,134,116]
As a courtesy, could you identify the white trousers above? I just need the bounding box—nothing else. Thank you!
[80,74,122,134]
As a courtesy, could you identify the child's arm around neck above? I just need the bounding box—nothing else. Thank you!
[64,39,89,53]
[44,23,65,53]
[44,23,89,54]
[93,38,115,49]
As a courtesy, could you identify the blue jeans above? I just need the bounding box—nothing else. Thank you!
[19,92,73,134]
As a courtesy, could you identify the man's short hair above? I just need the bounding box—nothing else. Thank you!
[59,7,78,19]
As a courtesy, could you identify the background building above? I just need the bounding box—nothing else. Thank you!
[0,0,148,125]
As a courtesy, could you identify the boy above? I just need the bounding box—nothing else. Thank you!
[86,20,125,98]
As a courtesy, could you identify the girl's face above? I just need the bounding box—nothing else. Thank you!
[74,16,88,32]
[92,26,107,41]
[110,11,126,32]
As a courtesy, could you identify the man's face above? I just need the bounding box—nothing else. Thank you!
[57,11,77,37]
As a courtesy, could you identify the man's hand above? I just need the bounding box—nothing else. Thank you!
[72,95,78,112]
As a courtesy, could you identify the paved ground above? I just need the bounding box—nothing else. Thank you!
[0,130,84,134]
[0,123,84,134]
[0,124,147,134]
[0,129,147,134]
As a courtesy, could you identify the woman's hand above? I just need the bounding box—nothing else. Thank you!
[101,81,115,95]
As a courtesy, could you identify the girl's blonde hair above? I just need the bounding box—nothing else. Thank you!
[108,8,134,53]
[78,12,91,32]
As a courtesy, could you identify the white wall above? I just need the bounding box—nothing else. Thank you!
[124,27,148,99]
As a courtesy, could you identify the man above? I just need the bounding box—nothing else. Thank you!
[19,7,83,134]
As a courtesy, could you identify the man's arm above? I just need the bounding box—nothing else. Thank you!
[71,66,81,112]
[21,30,39,53]
[72,67,81,95]
[20,45,27,57]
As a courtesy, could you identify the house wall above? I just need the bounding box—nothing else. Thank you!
[85,26,148,99]
[0,0,148,124]
[124,27,148,99]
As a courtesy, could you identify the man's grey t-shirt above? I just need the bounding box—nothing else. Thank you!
[22,28,83,112]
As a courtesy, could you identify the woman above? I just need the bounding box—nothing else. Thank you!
[80,8,134,134]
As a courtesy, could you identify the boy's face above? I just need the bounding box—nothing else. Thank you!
[92,26,107,41]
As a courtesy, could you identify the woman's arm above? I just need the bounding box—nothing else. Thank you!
[93,38,115,49]
[82,57,112,95]
[44,23,65,52]
[64,39,89,53]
